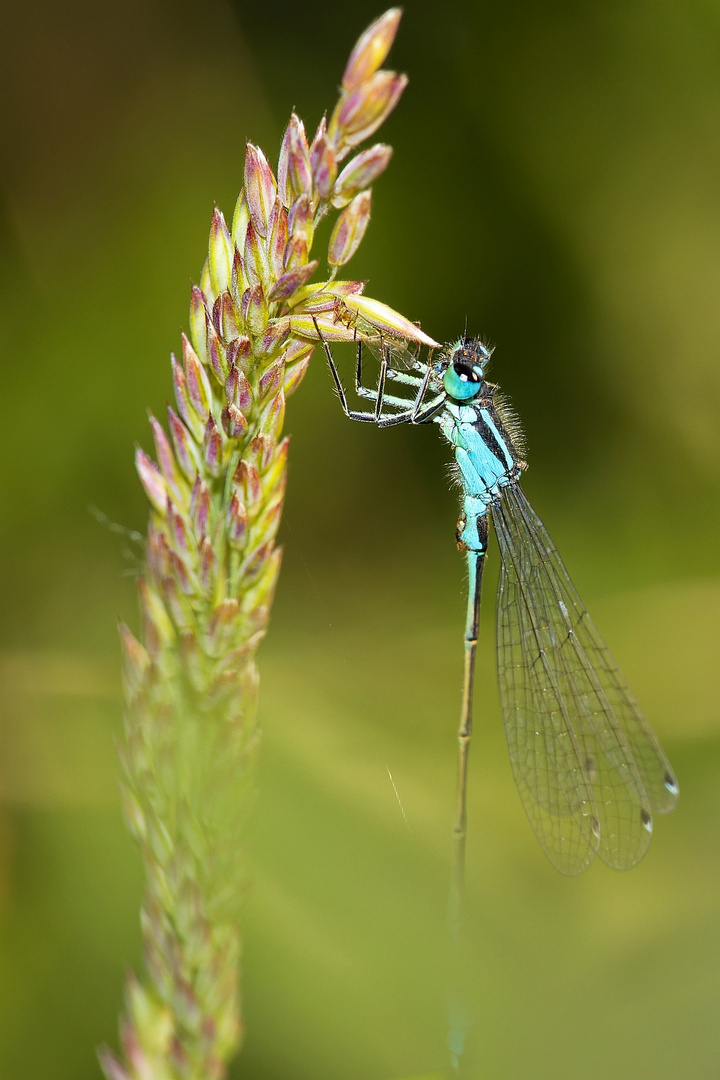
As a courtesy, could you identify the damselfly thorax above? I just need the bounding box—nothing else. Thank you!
[441,388,527,554]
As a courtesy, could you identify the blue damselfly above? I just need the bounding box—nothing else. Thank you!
[320,325,678,878]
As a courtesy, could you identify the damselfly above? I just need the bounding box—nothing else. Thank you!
[321,327,678,876]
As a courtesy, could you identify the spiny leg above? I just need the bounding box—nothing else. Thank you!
[354,340,426,404]
[317,319,380,423]
[387,368,426,387]
[374,378,445,427]
[319,319,444,426]
[375,353,388,422]
[362,372,446,422]
[380,339,445,422]
[373,339,445,424]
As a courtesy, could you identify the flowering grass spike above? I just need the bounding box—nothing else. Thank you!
[99,11,416,1079]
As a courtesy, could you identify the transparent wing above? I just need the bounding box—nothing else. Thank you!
[491,483,678,875]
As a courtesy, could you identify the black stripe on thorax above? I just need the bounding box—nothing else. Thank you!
[472,408,513,469]
[475,394,522,467]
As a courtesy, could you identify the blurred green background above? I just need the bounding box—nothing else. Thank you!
[1,1,719,1077]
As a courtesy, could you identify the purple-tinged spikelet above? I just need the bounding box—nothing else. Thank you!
[329,190,372,266]
[333,144,393,206]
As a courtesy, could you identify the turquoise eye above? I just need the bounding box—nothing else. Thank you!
[443,361,483,401]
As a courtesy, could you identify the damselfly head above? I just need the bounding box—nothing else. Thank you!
[441,337,493,402]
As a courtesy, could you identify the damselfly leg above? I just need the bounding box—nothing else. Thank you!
[316,321,445,427]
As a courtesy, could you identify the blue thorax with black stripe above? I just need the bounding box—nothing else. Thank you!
[433,339,526,553]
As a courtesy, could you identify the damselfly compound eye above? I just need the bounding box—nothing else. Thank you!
[444,361,483,401]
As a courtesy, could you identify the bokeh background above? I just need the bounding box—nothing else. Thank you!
[1,1,719,1077]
